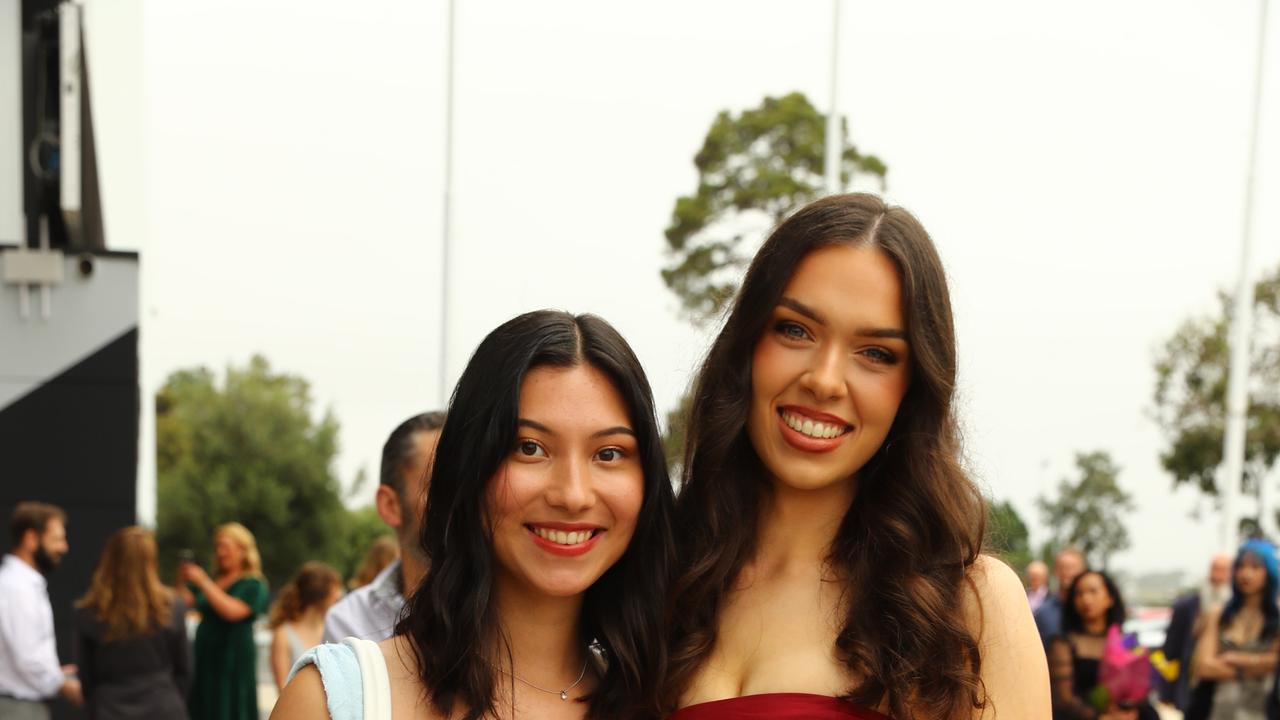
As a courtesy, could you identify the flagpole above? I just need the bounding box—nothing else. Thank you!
[824,0,841,195]
[1220,0,1270,552]
[439,0,455,407]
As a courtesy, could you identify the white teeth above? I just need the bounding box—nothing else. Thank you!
[533,527,593,545]
[781,411,847,440]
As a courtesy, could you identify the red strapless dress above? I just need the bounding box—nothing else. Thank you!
[669,693,891,719]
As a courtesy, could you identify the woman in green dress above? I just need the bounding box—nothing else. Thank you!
[177,521,269,720]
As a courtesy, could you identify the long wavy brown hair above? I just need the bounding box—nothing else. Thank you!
[76,526,175,642]
[665,193,988,719]
[268,561,342,629]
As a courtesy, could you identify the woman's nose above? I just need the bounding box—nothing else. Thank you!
[799,345,847,401]
[546,456,595,512]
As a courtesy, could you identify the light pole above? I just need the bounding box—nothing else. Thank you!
[824,0,842,195]
[439,0,456,407]
[1220,0,1270,552]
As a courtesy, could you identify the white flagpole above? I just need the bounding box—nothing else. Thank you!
[824,0,841,195]
[439,0,456,407]
[1220,0,1270,552]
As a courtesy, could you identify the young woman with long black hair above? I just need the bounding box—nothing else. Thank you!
[272,310,674,720]
[664,193,1049,719]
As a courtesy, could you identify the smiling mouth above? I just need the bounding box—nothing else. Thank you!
[777,408,852,439]
[526,526,602,546]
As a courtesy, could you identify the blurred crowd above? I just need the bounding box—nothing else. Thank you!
[1032,542,1280,720]
[0,412,441,720]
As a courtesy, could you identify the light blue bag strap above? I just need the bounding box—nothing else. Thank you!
[287,641,364,720]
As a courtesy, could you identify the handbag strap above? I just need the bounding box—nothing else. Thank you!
[345,637,393,720]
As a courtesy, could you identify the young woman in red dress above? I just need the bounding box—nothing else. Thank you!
[664,193,1049,719]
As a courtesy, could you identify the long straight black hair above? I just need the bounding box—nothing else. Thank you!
[397,309,675,720]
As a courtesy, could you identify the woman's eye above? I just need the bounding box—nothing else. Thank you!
[775,321,810,341]
[596,447,626,462]
[516,440,545,457]
[863,347,899,365]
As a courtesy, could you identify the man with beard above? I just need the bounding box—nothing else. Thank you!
[1159,552,1232,713]
[324,412,444,642]
[0,502,82,718]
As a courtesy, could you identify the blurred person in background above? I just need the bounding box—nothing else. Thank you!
[1049,569,1159,720]
[0,502,81,718]
[323,411,444,642]
[268,561,342,690]
[177,521,269,720]
[347,535,398,590]
[74,526,191,719]
[1038,546,1088,646]
[1161,553,1233,712]
[1029,559,1051,613]
[1193,540,1279,720]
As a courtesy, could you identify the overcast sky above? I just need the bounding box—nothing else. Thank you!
[85,0,1280,579]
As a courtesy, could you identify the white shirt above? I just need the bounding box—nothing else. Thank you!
[323,559,405,643]
[0,553,64,699]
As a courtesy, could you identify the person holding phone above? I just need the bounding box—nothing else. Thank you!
[177,522,269,720]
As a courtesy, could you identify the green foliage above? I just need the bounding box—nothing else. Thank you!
[985,500,1033,571]
[662,91,887,324]
[332,506,394,580]
[1152,266,1280,503]
[155,355,367,589]
[1036,451,1134,569]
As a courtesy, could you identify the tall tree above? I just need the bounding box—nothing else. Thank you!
[155,355,365,589]
[1152,267,1280,522]
[986,500,1033,572]
[662,91,887,325]
[1036,451,1134,569]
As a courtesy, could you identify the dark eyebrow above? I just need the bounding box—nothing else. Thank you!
[777,296,906,340]
[591,426,635,439]
[518,419,635,439]
[861,327,907,340]
[517,418,553,435]
[778,296,825,325]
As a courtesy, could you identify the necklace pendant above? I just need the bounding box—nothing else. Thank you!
[560,691,568,701]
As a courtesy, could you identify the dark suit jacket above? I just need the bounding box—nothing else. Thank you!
[74,595,192,720]
[1160,590,1201,710]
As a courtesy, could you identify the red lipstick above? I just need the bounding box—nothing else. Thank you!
[525,524,603,557]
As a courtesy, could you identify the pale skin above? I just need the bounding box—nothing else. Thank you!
[1053,549,1086,602]
[12,518,82,707]
[1195,554,1279,683]
[272,364,645,719]
[1027,560,1048,592]
[270,584,342,690]
[681,245,1049,717]
[176,532,253,623]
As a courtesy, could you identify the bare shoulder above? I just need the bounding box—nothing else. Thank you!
[961,555,1050,719]
[269,665,329,719]
[962,556,1024,613]
[379,634,419,680]
[380,635,442,719]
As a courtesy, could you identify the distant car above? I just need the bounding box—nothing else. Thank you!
[1123,606,1172,650]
